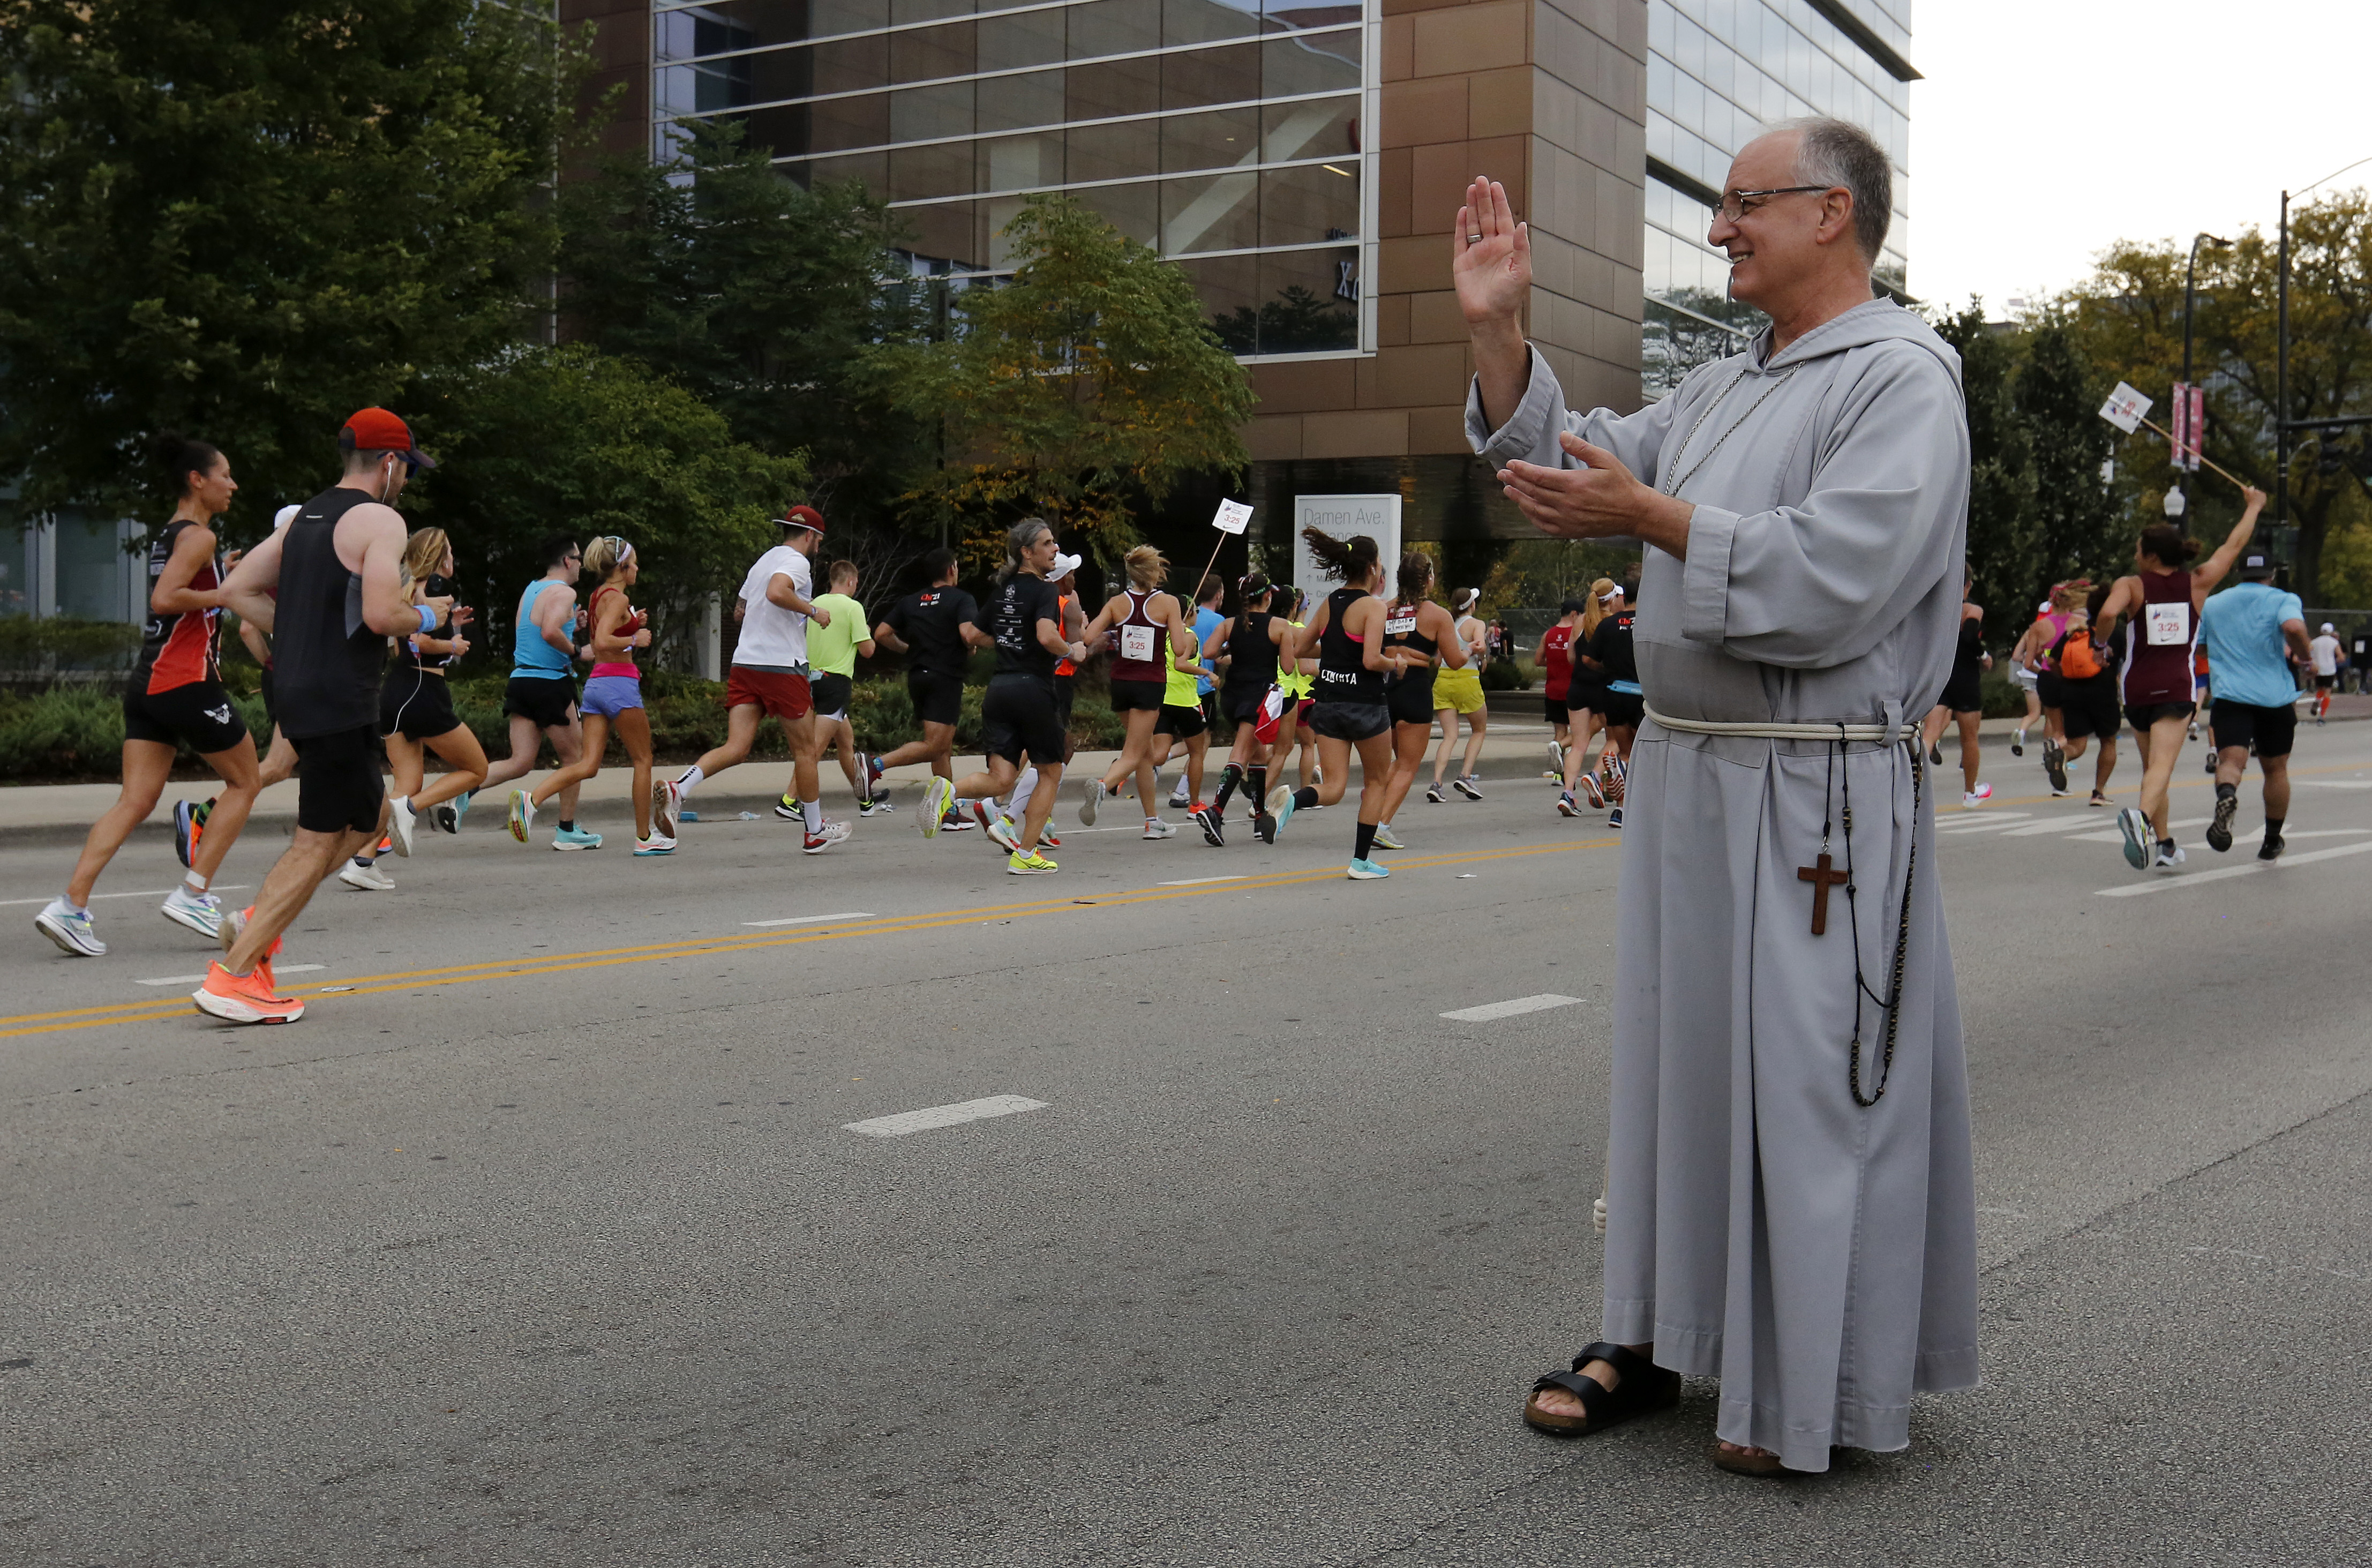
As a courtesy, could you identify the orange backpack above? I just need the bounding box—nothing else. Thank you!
[2055,626,2102,681]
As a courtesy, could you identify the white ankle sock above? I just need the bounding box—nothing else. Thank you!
[675,764,704,799]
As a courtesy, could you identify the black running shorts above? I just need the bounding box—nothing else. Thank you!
[1389,673,1437,728]
[1053,673,1075,739]
[1155,701,1206,739]
[2314,673,2338,691]
[292,723,386,835]
[811,672,852,722]
[981,676,1064,766]
[2123,700,2195,731]
[1307,701,1390,743]
[1108,677,1166,714]
[1221,685,1267,726]
[2056,676,2120,741]
[1939,669,1984,715]
[1565,681,1607,716]
[380,670,462,741]
[2035,670,2068,711]
[1601,691,1646,729]
[503,674,577,731]
[907,669,964,727]
[2209,699,2296,760]
[122,681,250,755]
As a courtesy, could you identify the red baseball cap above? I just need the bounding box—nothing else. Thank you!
[340,407,437,469]
[777,505,824,534]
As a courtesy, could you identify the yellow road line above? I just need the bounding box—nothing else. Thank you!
[1,837,1616,1041]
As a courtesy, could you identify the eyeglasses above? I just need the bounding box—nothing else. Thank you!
[1716,185,1837,222]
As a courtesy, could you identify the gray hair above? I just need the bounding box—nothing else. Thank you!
[1767,116,1891,267]
[997,515,1053,583]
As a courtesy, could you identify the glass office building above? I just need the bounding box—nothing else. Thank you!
[650,0,1379,359]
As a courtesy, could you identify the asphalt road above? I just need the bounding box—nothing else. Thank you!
[4,726,2370,1566]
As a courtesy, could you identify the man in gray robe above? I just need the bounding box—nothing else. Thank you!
[1457,118,1980,1474]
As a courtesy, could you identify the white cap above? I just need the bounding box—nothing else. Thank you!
[1598,583,1624,602]
[2323,622,2336,634]
[2037,600,2053,614]
[1050,552,1082,582]
[274,504,299,530]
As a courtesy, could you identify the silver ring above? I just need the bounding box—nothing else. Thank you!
[1467,233,1484,243]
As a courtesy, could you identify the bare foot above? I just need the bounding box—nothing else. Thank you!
[1716,1441,1779,1459]
[1527,1341,1651,1422]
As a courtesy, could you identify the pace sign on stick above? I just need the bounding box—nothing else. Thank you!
[1189,498,1255,599]
[2098,381,2251,492]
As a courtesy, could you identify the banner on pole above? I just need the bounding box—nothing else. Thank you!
[2183,384,2205,471]
[2170,381,2191,469]
[2099,382,2153,434]
[1211,499,1253,535]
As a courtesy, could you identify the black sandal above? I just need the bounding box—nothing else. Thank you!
[1521,1342,1679,1436]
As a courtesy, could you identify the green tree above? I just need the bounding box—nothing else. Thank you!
[413,345,806,662]
[0,0,577,526]
[2059,190,2372,603]
[556,119,924,520]
[871,194,1255,565]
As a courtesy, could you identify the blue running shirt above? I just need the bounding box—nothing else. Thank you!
[2199,582,2303,708]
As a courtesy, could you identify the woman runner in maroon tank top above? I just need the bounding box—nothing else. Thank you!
[2095,489,2265,870]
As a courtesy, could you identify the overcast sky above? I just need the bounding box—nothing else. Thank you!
[1908,0,2371,312]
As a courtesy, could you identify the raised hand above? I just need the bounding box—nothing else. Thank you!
[1453,177,1530,329]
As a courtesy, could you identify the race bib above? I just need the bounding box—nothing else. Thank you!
[1120,625,1157,663]
[1384,612,1417,636]
[2144,602,2191,647]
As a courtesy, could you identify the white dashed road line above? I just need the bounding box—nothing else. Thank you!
[844,1095,1049,1138]
[744,911,875,928]
[2093,839,2372,897]
[0,884,250,909]
[1157,875,1245,887]
[2299,779,2372,789]
[137,964,325,987]
[1441,994,1585,1023]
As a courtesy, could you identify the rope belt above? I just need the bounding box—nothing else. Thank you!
[1645,705,1919,743]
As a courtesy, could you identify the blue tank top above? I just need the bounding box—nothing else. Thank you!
[512,579,573,680]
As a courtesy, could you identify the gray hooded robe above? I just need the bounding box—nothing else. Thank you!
[1469,298,1981,1472]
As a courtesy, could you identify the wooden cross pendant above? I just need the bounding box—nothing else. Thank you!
[1798,852,1849,936]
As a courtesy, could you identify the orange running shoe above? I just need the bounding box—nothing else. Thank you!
[192,962,304,1024]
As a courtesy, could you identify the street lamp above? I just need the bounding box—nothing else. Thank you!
[2178,231,2230,509]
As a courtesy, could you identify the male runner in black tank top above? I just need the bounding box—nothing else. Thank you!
[200,409,451,1024]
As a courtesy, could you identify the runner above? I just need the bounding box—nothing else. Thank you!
[783,557,881,819]
[1538,596,1581,772]
[653,509,844,854]
[179,504,302,874]
[36,434,261,956]
[339,528,489,890]
[2052,584,2125,807]
[1078,545,1190,837]
[1259,530,1395,879]
[1192,572,1294,846]
[2309,621,2343,722]
[1575,582,1641,829]
[1167,574,1227,812]
[512,536,665,854]
[1425,587,1490,801]
[1374,551,1468,847]
[1919,562,1992,807]
[987,551,1083,850]
[2098,488,2264,871]
[865,549,989,826]
[935,520,1087,869]
[1271,584,1318,794]
[1559,577,1618,813]
[474,535,598,850]
[193,408,447,1022]
[2004,596,2057,756]
[2198,549,2311,860]
[1149,618,1212,829]
[2028,581,2085,791]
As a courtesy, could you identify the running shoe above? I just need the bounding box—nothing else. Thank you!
[1371,822,1404,850]
[160,885,224,939]
[1168,782,1192,811]
[1962,783,1993,806]
[1007,849,1059,875]
[1928,743,1943,766]
[653,778,682,838]
[1425,783,1447,804]
[1190,802,1225,847]
[1557,791,1579,817]
[1263,784,1298,839]
[2043,741,2068,795]
[2187,721,2200,741]
[920,776,955,837]
[941,808,973,831]
[858,796,895,817]
[337,860,395,892]
[2089,791,2110,808]
[449,791,472,830]
[387,794,417,858]
[802,820,851,854]
[1581,772,1607,809]
[1142,817,1176,839]
[1253,811,1277,845]
[1347,858,1390,880]
[2010,725,2026,757]
[552,826,603,851]
[1079,778,1105,825]
[864,754,887,793]
[1547,740,1565,770]
[173,798,207,868]
[775,794,802,821]
[1036,827,1061,850]
[34,898,104,957]
[2114,807,2152,870]
[1608,806,1624,830]
[507,789,535,844]
[634,832,677,856]
[977,801,1019,851]
[2206,793,2239,853]
[2258,833,2286,862]
[2155,842,2186,870]
[432,800,461,835]
[192,961,303,1025]
[2203,751,2218,776]
[1450,775,1480,800]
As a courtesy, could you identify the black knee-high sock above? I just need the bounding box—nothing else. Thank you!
[1354,821,1378,860]
[1294,786,1318,811]
[1249,765,1266,805]
[1212,762,1243,810]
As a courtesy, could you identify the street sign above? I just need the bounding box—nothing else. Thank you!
[2100,382,2153,433]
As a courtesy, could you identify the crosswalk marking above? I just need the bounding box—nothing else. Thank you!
[1441,994,1584,1023]
[843,1095,1049,1138]
[2094,838,2372,896]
